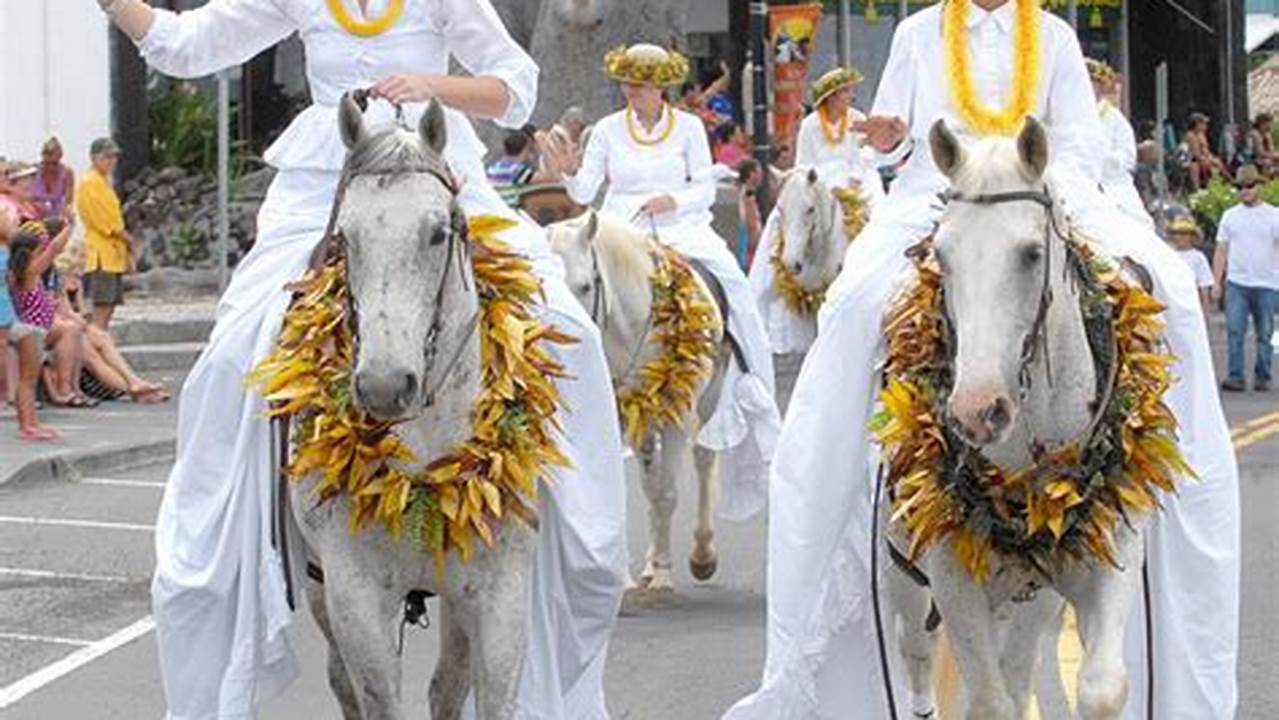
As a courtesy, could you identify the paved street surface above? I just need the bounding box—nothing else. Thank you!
[0,334,1275,719]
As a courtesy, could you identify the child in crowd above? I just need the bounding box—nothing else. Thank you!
[1167,214,1215,320]
[0,211,57,441]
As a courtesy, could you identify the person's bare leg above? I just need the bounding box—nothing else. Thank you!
[86,325,163,395]
[79,335,131,395]
[0,328,10,404]
[16,336,57,439]
[43,325,77,402]
[90,304,115,332]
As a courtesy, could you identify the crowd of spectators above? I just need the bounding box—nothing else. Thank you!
[0,137,168,443]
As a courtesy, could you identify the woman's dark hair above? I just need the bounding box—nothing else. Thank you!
[1137,120,1157,142]
[1255,113,1273,129]
[503,131,531,157]
[736,159,760,184]
[1188,112,1210,130]
[6,232,40,286]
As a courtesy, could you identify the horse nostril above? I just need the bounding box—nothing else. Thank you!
[982,398,1013,434]
[398,372,419,406]
[790,261,804,275]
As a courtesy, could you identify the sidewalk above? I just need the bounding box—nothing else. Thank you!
[1,295,215,488]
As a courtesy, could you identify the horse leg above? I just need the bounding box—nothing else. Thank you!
[999,592,1062,719]
[639,430,679,592]
[320,559,405,720]
[1058,531,1143,720]
[927,551,1016,720]
[886,563,941,718]
[307,575,363,720]
[470,525,537,720]
[688,444,719,581]
[428,592,473,720]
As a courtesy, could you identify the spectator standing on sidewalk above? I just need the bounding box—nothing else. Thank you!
[1214,165,1279,392]
[0,210,58,441]
[736,159,764,270]
[76,138,133,331]
[33,138,76,220]
[1167,214,1214,321]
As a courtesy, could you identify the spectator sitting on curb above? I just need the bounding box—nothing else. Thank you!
[1213,165,1278,392]
[486,129,537,186]
[0,163,43,226]
[77,138,135,332]
[0,209,57,441]
[1166,214,1214,321]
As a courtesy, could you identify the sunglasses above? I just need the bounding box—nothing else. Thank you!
[1242,182,1261,189]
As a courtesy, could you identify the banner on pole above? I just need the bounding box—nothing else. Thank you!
[769,3,824,148]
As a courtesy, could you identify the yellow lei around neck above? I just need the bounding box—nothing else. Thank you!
[943,0,1043,136]
[818,104,848,146]
[626,103,677,147]
[327,0,406,38]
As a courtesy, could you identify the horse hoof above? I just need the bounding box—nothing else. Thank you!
[621,586,677,614]
[689,555,718,581]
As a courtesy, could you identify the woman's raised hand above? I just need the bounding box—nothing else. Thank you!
[537,131,581,180]
[372,75,438,105]
[851,115,908,153]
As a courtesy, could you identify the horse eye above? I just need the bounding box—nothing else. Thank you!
[1020,244,1044,269]
[575,282,592,296]
[430,227,449,246]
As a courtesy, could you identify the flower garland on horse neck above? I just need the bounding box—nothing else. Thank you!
[872,235,1194,582]
[943,0,1043,136]
[616,243,722,447]
[250,216,575,576]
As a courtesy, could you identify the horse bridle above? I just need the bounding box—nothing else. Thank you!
[940,187,1065,399]
[318,92,475,412]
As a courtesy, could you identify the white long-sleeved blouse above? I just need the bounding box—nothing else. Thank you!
[871,3,1104,199]
[563,107,718,229]
[1098,100,1138,189]
[137,0,538,181]
[795,107,874,188]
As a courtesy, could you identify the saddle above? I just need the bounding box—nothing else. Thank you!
[686,258,750,374]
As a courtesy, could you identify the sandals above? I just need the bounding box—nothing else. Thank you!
[18,427,61,442]
[50,394,99,409]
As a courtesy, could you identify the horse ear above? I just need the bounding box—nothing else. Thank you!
[929,120,964,179]
[339,92,367,150]
[583,210,599,242]
[1017,116,1049,178]
[419,98,448,155]
[807,167,819,185]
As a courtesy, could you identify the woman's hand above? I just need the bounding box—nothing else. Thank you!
[537,131,581,180]
[852,115,908,153]
[637,195,677,219]
[372,74,439,105]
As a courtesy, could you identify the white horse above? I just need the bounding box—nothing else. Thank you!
[884,119,1147,720]
[771,167,849,298]
[547,212,728,596]
[291,96,534,719]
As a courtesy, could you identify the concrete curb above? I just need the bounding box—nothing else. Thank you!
[2,438,176,489]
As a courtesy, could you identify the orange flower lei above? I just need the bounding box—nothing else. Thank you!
[943,0,1043,136]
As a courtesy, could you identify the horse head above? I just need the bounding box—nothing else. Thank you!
[546,210,603,314]
[930,117,1076,448]
[775,167,844,289]
[337,94,472,421]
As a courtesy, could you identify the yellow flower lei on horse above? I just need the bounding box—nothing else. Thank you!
[616,244,722,447]
[249,216,575,576]
[872,236,1193,582]
[326,0,405,37]
[943,0,1043,136]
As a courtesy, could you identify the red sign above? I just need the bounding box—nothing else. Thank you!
[769,3,824,150]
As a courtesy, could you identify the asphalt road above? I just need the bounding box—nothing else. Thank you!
[0,359,1275,719]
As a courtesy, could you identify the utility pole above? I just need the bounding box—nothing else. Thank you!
[217,71,230,291]
[837,0,851,67]
[751,0,772,216]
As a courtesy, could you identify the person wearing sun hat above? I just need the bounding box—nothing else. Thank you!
[1087,57,1150,227]
[543,42,782,523]
[1164,212,1214,319]
[748,66,886,357]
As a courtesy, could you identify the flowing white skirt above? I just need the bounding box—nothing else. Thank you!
[152,168,628,720]
[748,211,818,356]
[653,222,783,522]
[725,182,1240,719]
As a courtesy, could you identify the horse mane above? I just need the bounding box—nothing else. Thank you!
[591,212,656,292]
[346,127,440,178]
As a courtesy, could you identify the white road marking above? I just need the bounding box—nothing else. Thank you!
[0,567,133,584]
[78,478,167,489]
[0,616,155,709]
[0,632,92,647]
[0,516,154,533]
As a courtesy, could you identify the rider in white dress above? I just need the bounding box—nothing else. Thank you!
[549,44,782,522]
[97,1,627,718]
[727,3,1239,719]
[750,67,885,355]
[1089,58,1152,229]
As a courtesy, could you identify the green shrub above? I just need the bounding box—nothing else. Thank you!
[149,81,217,175]
[1189,174,1279,225]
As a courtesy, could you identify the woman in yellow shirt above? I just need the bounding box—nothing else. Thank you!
[76,138,134,330]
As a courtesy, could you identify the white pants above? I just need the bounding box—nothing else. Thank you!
[152,168,628,720]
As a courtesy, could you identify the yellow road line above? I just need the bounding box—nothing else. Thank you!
[1234,421,1279,450]
[1231,411,1279,439]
